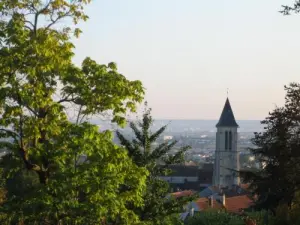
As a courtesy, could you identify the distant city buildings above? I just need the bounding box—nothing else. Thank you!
[167,99,256,221]
[160,98,259,192]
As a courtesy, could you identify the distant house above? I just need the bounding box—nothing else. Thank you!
[179,193,253,223]
[223,195,253,213]
[171,190,195,199]
[173,184,253,223]
[159,164,213,191]
[198,164,213,187]
[199,185,249,198]
[187,194,253,213]
[190,197,223,211]
[161,165,199,184]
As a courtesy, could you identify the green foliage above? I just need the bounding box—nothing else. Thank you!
[0,123,148,224]
[185,211,244,225]
[240,83,300,212]
[185,210,275,225]
[0,0,147,224]
[117,103,190,175]
[246,210,275,225]
[62,57,144,126]
[116,103,193,225]
[160,213,184,225]
[271,191,300,225]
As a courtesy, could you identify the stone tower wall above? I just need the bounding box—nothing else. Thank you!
[213,126,240,187]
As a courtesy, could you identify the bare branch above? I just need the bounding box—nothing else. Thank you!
[33,0,54,34]
[24,20,35,30]
[57,95,76,104]
[45,9,72,30]
[19,115,24,149]
[0,128,20,142]
[24,25,32,31]
[76,105,83,124]
[79,113,88,124]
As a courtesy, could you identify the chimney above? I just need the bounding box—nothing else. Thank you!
[222,194,226,207]
[189,207,194,217]
[208,196,214,208]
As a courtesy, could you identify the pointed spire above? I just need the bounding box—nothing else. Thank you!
[216,98,239,127]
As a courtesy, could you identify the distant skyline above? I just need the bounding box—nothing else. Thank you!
[72,0,300,120]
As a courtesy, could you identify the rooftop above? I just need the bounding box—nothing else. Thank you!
[168,165,199,177]
[195,197,223,211]
[216,98,239,127]
[195,195,253,213]
[199,185,250,198]
[224,195,253,213]
[171,190,195,198]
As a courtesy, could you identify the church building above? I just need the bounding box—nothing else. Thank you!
[213,98,240,188]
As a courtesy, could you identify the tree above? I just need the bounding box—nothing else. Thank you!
[241,83,300,214]
[280,1,300,15]
[116,103,194,225]
[184,210,243,225]
[0,0,147,224]
[0,124,148,224]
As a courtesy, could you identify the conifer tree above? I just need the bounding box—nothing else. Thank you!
[116,103,194,225]
[241,83,300,214]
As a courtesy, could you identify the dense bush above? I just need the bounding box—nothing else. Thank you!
[185,210,244,225]
[184,210,275,225]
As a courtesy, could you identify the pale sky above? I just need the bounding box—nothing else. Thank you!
[72,0,300,120]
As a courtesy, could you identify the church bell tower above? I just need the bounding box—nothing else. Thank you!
[213,98,240,188]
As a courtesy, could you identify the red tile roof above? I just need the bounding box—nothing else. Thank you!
[194,195,253,213]
[171,190,195,198]
[224,195,253,213]
[195,197,223,211]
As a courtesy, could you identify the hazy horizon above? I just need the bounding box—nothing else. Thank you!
[92,119,264,133]
[73,0,299,120]
[153,118,260,120]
